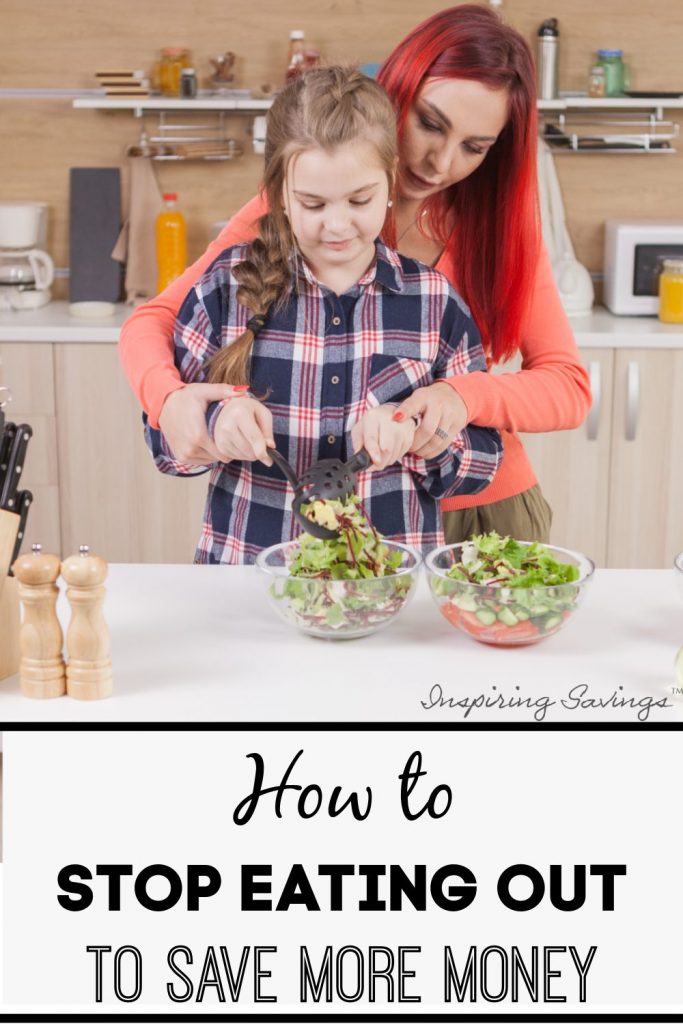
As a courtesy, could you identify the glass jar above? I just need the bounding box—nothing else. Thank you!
[180,67,197,98]
[159,48,191,97]
[588,64,606,98]
[286,30,306,82]
[659,259,683,323]
[596,49,627,97]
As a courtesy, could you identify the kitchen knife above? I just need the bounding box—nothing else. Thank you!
[0,422,32,510]
[0,421,17,495]
[8,489,32,572]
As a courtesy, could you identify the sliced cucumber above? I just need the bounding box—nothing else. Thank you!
[475,608,497,626]
[497,606,519,626]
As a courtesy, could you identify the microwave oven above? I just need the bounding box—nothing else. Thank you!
[603,219,683,315]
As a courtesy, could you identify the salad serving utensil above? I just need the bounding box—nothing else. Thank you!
[267,446,372,540]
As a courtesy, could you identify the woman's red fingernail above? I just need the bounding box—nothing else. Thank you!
[233,384,249,392]
[392,411,404,422]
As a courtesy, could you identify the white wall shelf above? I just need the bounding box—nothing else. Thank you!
[538,96,683,113]
[72,95,273,114]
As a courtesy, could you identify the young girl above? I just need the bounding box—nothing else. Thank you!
[145,66,501,564]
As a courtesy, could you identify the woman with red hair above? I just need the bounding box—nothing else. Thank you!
[119,4,590,543]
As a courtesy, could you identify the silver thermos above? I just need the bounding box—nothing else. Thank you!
[537,18,559,100]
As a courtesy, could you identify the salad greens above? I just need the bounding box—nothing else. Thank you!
[446,532,580,587]
[289,496,403,580]
[273,496,414,637]
[432,532,583,644]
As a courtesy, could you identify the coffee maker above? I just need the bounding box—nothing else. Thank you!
[0,202,54,310]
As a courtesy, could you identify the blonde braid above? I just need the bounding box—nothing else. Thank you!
[205,212,292,386]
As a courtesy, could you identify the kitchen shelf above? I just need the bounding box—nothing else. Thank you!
[72,94,273,114]
[2,88,682,112]
[539,97,682,154]
[538,96,683,112]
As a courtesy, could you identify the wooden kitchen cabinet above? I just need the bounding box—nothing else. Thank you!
[0,342,61,555]
[3,336,682,567]
[520,348,614,567]
[55,344,207,563]
[607,348,683,568]
[521,347,683,568]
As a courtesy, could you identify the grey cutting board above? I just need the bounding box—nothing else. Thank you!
[69,167,122,302]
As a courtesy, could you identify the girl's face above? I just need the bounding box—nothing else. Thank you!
[400,77,509,201]
[283,138,390,284]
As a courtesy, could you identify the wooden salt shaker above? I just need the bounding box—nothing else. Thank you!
[12,543,66,699]
[61,545,113,700]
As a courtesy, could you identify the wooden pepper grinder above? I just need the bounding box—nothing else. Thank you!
[12,543,66,699]
[61,545,113,700]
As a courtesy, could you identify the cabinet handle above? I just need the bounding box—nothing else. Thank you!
[586,361,601,441]
[625,360,639,441]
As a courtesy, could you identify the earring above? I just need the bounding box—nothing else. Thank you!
[387,199,393,208]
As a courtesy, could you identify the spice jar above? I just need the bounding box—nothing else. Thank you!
[180,67,197,98]
[588,64,606,98]
[658,259,683,324]
[596,49,627,97]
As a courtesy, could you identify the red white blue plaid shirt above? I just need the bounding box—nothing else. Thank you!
[145,242,502,564]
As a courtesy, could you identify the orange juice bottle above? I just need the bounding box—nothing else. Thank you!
[658,259,683,324]
[156,192,187,293]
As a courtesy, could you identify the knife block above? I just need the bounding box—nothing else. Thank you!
[0,507,19,595]
[0,575,20,682]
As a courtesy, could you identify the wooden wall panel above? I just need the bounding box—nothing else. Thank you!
[2,0,683,295]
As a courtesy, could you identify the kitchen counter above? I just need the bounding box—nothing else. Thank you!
[0,301,130,342]
[2,302,683,347]
[0,564,681,722]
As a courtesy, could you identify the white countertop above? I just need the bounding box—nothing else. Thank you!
[1,564,681,722]
[0,301,130,342]
[1,301,683,348]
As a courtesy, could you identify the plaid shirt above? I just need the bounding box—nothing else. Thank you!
[145,241,502,564]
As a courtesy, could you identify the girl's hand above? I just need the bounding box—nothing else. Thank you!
[213,395,275,466]
[158,383,243,464]
[351,404,416,470]
[392,382,469,458]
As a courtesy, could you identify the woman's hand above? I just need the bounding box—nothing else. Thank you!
[158,383,242,464]
[392,382,469,458]
[351,404,416,470]
[213,396,275,466]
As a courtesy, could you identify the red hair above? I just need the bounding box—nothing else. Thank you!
[378,4,540,363]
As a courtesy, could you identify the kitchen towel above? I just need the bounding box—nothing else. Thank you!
[111,156,163,304]
[536,139,594,316]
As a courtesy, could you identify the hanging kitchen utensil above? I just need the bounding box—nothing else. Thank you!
[268,446,372,540]
[8,489,32,570]
[0,422,32,510]
[0,385,10,436]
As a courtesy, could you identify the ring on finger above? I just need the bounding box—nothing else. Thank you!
[434,425,449,441]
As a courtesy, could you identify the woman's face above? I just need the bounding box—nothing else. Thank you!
[399,77,509,200]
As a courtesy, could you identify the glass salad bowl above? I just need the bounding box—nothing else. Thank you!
[425,540,594,646]
[256,539,421,640]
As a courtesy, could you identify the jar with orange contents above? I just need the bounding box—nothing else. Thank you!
[158,48,192,97]
[658,259,683,324]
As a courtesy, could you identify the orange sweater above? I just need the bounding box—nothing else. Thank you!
[118,194,591,510]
